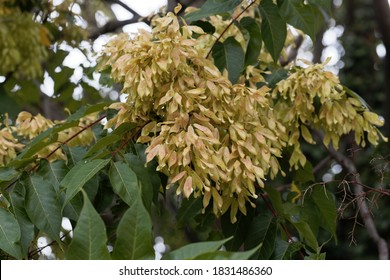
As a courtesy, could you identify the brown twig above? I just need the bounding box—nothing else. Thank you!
[325,145,389,260]
[205,0,257,59]
[5,114,107,191]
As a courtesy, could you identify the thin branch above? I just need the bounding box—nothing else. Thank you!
[5,114,107,191]
[89,17,147,39]
[325,144,389,260]
[105,0,139,15]
[206,0,257,59]
[42,114,107,162]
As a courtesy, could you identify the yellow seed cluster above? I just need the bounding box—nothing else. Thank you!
[12,111,96,162]
[273,61,387,168]
[0,127,24,167]
[0,11,48,79]
[101,12,286,222]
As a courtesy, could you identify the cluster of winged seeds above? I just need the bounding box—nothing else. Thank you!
[273,61,387,169]
[0,112,96,166]
[0,9,49,79]
[101,13,286,222]
[100,11,386,222]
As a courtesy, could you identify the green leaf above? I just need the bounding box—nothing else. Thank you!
[191,20,216,34]
[194,243,262,260]
[265,68,288,87]
[279,0,322,41]
[112,196,154,260]
[111,122,137,136]
[0,167,19,183]
[61,159,110,207]
[212,37,245,83]
[221,209,255,251]
[24,174,62,243]
[305,251,326,260]
[83,134,121,159]
[293,161,315,183]
[239,17,262,66]
[66,102,107,122]
[63,146,87,166]
[52,66,74,93]
[259,0,287,62]
[124,150,158,211]
[16,121,78,160]
[0,208,23,259]
[343,85,373,111]
[162,237,233,260]
[307,0,332,15]
[109,161,140,206]
[66,191,111,260]
[272,239,302,260]
[291,221,318,251]
[9,183,35,258]
[99,67,114,87]
[63,193,83,221]
[177,195,203,226]
[37,160,69,192]
[264,186,284,214]
[310,186,337,238]
[245,213,277,259]
[184,0,242,22]
[0,85,20,119]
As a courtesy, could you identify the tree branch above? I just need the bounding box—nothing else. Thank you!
[325,144,389,260]
[105,0,139,16]
[372,0,390,147]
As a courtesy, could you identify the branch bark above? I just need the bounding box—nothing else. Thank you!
[326,145,389,260]
[372,0,390,146]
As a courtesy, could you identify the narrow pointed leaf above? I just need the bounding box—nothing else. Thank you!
[66,191,110,260]
[177,195,202,226]
[162,237,233,260]
[279,0,322,42]
[61,159,110,207]
[291,221,318,251]
[124,152,157,211]
[38,160,69,192]
[239,17,262,66]
[259,0,287,62]
[63,193,83,221]
[245,213,277,259]
[0,208,23,259]
[24,174,62,242]
[212,37,245,84]
[264,186,284,214]
[112,196,154,260]
[194,243,262,260]
[83,134,120,159]
[273,239,302,260]
[9,183,34,258]
[0,167,19,182]
[109,161,140,206]
[184,0,241,22]
[310,187,337,238]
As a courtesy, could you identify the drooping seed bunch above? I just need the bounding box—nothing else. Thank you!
[100,12,287,222]
[0,111,96,166]
[0,10,49,79]
[273,61,387,168]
